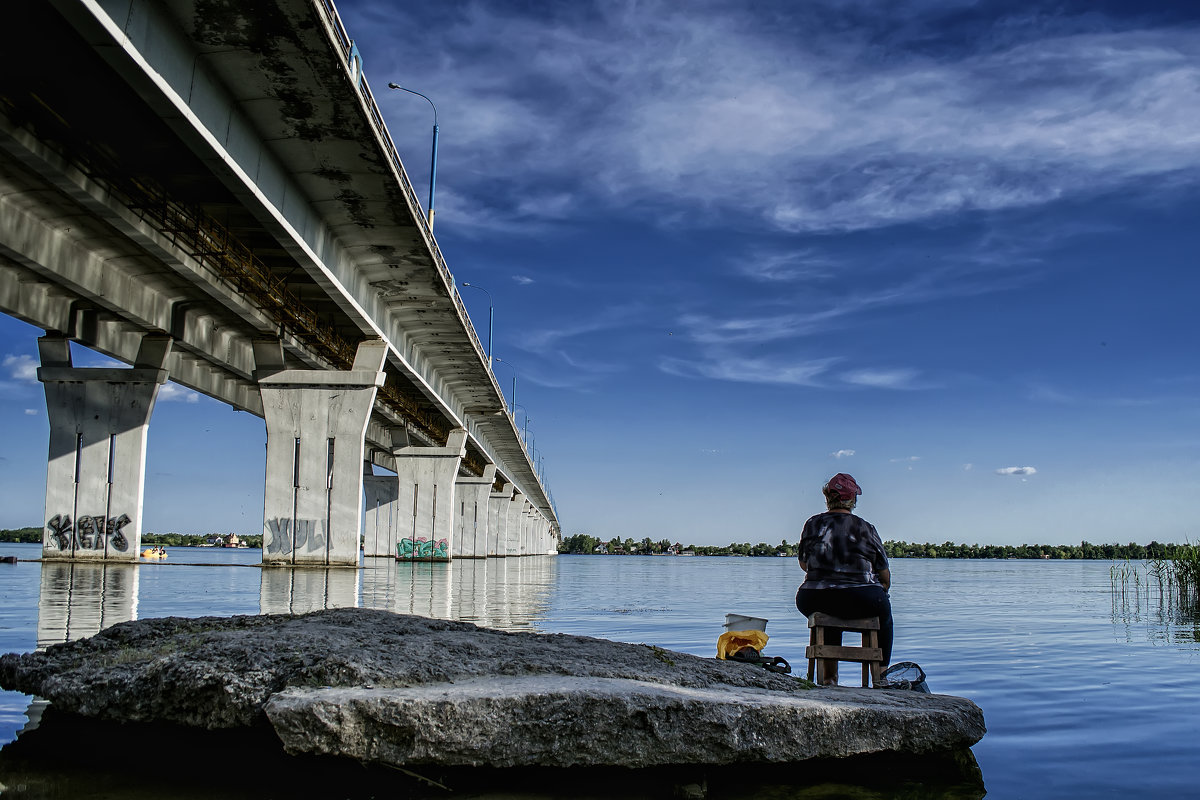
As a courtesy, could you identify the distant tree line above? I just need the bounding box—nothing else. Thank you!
[883,540,1182,560]
[558,534,1191,561]
[0,527,41,543]
[0,528,262,548]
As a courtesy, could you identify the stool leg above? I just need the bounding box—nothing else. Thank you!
[807,626,816,682]
[816,655,837,686]
[866,630,880,688]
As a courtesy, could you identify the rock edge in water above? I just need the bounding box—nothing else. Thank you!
[0,607,985,769]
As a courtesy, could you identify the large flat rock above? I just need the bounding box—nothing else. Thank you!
[0,608,985,770]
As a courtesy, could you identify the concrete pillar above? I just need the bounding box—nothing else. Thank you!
[505,491,526,557]
[488,482,512,557]
[394,429,467,562]
[363,463,399,558]
[254,339,387,567]
[523,502,536,556]
[454,465,496,559]
[37,334,171,561]
[518,504,529,556]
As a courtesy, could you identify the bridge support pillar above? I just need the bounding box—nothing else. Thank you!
[505,491,527,557]
[528,514,538,556]
[535,516,549,555]
[454,465,496,559]
[487,482,513,557]
[254,339,387,566]
[37,334,172,562]
[518,506,532,556]
[363,463,399,558]
[394,429,467,561]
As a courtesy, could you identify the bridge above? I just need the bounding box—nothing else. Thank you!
[0,0,559,565]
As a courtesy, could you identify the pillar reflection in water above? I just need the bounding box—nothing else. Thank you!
[259,568,361,615]
[359,556,556,631]
[36,561,139,649]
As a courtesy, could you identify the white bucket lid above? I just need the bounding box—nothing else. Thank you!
[724,613,768,631]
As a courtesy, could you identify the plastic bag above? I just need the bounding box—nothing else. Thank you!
[881,661,930,692]
[716,629,769,660]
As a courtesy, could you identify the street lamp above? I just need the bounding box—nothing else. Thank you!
[460,282,493,368]
[387,82,439,230]
[494,357,518,415]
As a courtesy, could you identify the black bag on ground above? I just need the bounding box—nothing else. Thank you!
[881,661,929,692]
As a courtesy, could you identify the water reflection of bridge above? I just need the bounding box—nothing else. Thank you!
[35,558,555,650]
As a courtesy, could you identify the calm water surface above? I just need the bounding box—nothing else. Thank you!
[2,543,1198,798]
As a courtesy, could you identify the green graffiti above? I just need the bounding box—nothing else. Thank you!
[396,537,449,560]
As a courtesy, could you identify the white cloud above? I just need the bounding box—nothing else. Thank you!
[996,466,1037,476]
[513,275,535,285]
[831,449,855,459]
[79,354,123,368]
[158,383,200,403]
[3,354,37,382]
[842,369,924,390]
[369,3,1200,234]
[890,456,921,463]
[737,249,834,283]
[24,408,38,416]
[678,256,1031,348]
[963,463,974,471]
[659,354,837,386]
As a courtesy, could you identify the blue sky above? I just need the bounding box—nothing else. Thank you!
[2,0,1199,546]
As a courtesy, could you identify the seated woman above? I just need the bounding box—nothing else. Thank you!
[795,473,893,680]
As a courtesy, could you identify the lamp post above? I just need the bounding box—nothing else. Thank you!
[387,82,439,230]
[494,357,517,415]
[460,282,493,368]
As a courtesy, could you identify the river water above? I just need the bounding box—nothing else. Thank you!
[1,543,1198,798]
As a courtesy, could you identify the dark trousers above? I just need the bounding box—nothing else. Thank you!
[796,585,893,665]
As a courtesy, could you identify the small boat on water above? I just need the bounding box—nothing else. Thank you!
[140,548,167,559]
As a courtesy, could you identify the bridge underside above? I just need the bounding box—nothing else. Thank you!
[0,1,559,561]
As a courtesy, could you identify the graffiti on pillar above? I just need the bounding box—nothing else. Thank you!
[44,513,131,552]
[396,537,449,560]
[264,518,328,555]
[45,514,72,550]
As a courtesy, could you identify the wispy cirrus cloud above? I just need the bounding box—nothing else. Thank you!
[362,1,1200,234]
[736,249,834,283]
[842,369,925,390]
[513,306,640,388]
[659,354,837,387]
[678,252,1039,349]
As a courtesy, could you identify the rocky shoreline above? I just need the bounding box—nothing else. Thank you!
[0,608,986,794]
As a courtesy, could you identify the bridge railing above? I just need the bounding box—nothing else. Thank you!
[316,0,547,499]
[316,0,489,376]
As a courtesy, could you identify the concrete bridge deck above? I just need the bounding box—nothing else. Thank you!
[0,0,557,563]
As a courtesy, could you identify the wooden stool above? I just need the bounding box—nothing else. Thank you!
[806,612,884,688]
